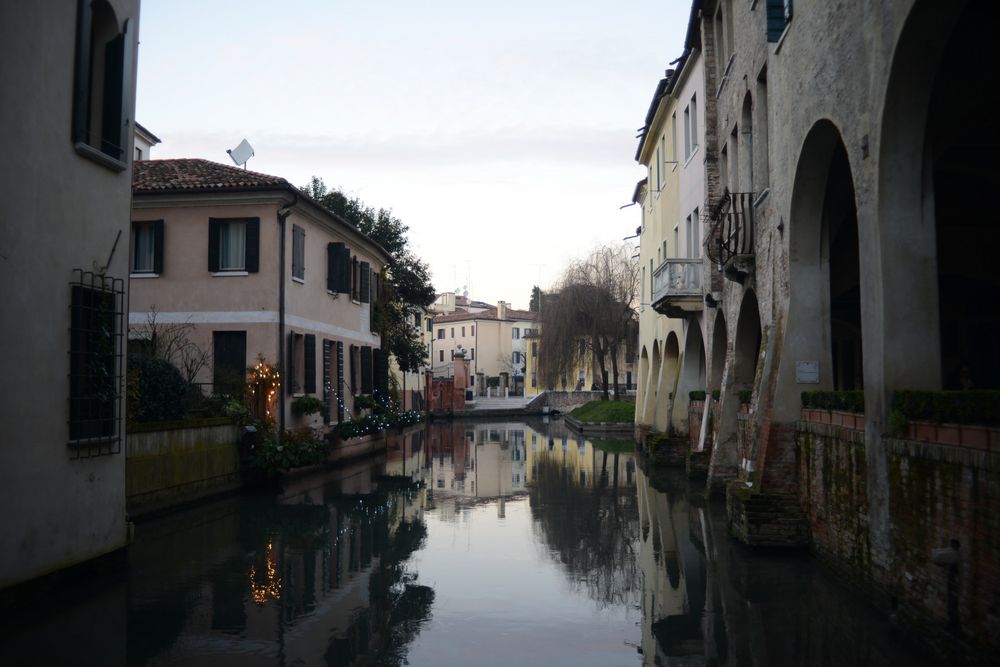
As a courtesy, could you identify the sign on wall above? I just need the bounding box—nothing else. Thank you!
[796,361,820,384]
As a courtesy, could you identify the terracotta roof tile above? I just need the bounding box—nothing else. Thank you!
[133,158,289,194]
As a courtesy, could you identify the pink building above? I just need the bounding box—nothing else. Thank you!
[130,159,390,430]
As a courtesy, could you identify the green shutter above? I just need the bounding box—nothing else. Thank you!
[304,334,316,393]
[360,261,371,303]
[360,346,373,394]
[208,218,220,272]
[245,217,260,272]
[153,220,164,274]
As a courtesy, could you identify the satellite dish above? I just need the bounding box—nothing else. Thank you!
[226,139,254,169]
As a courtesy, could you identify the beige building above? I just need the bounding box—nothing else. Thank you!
[0,0,141,588]
[430,301,538,393]
[130,159,389,430]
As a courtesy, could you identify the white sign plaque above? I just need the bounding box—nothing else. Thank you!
[796,361,820,384]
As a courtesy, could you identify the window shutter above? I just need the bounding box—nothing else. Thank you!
[322,339,331,408]
[208,218,220,272]
[349,344,357,395]
[153,220,164,274]
[338,246,351,292]
[304,334,316,393]
[360,346,373,394]
[287,331,296,395]
[373,348,389,400]
[291,227,300,278]
[101,33,125,158]
[118,20,134,161]
[360,261,371,303]
[71,0,93,145]
[245,218,260,272]
[327,243,338,291]
[336,341,345,422]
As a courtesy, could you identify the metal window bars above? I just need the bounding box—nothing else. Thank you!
[68,269,124,457]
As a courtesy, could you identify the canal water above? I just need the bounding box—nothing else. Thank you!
[1,418,932,666]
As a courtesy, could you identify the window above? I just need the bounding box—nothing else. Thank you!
[292,225,305,281]
[531,373,537,388]
[471,326,475,336]
[471,348,475,360]
[683,106,691,159]
[451,349,455,361]
[131,220,162,274]
[730,125,740,190]
[531,342,538,357]
[209,218,259,273]
[655,145,662,191]
[686,214,693,258]
[326,242,351,293]
[692,207,701,257]
[69,271,123,448]
[437,329,445,340]
[461,326,466,337]
[135,146,143,161]
[721,143,729,189]
[72,1,134,169]
[213,331,246,398]
[451,327,455,338]
[426,318,432,332]
[513,351,521,365]
[439,350,444,362]
[674,226,679,259]
[756,68,770,190]
[414,313,421,327]
[690,95,699,152]
[671,112,677,162]
[766,0,793,42]
[512,327,520,339]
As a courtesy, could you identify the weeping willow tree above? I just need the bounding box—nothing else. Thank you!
[538,243,639,399]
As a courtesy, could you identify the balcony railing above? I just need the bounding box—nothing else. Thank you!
[653,258,703,299]
[708,190,756,281]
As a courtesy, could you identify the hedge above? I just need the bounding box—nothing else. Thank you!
[689,390,707,401]
[892,390,1000,425]
[801,390,865,413]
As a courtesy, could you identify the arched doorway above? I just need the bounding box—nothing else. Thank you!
[673,321,707,433]
[662,332,681,432]
[878,0,1000,391]
[734,291,762,390]
[709,311,727,393]
[775,119,862,421]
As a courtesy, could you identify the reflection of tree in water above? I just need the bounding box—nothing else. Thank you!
[529,452,640,608]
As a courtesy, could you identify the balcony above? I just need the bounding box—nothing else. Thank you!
[651,258,703,317]
[709,191,756,282]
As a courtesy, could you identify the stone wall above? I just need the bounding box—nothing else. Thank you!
[798,421,1000,662]
[127,419,241,516]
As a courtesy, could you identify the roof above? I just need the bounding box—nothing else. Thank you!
[134,122,161,145]
[433,307,538,324]
[133,159,289,194]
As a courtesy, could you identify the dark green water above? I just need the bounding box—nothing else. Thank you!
[0,418,931,666]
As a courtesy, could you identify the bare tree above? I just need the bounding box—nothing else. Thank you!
[131,307,212,385]
[538,243,639,399]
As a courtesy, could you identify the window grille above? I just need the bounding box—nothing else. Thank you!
[68,269,124,457]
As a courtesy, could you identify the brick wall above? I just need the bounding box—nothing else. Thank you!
[798,422,1000,662]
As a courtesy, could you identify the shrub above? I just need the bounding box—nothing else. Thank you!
[801,390,865,413]
[354,394,376,411]
[333,410,425,440]
[689,390,707,401]
[292,394,329,422]
[127,355,188,422]
[254,427,328,476]
[711,389,721,401]
[738,389,753,405]
[892,390,1000,425]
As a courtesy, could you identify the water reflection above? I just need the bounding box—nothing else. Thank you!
[0,418,933,666]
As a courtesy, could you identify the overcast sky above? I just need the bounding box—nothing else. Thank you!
[136,0,689,309]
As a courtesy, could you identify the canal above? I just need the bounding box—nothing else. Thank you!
[1,417,931,666]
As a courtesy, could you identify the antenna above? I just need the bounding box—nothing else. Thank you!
[226,139,255,170]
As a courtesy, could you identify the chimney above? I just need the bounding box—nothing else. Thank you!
[497,301,507,320]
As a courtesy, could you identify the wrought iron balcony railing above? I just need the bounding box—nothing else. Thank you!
[708,190,756,281]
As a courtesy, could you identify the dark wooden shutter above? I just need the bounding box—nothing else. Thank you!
[327,243,338,291]
[245,217,260,272]
[208,218,220,272]
[336,341,345,422]
[339,246,351,292]
[373,348,389,401]
[304,334,316,393]
[360,261,371,303]
[287,331,296,395]
[322,339,331,409]
[349,344,357,395]
[101,33,125,158]
[291,226,301,278]
[360,346,373,394]
[153,220,164,274]
[118,19,134,160]
[71,0,93,145]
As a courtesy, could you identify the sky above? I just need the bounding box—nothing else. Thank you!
[136,0,689,309]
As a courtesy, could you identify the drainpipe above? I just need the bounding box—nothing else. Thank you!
[277,194,297,437]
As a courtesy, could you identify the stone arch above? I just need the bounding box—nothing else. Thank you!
[661,332,681,431]
[774,119,862,420]
[643,340,662,426]
[638,345,650,425]
[673,320,707,431]
[709,310,727,392]
[734,290,762,389]
[877,0,1000,392]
